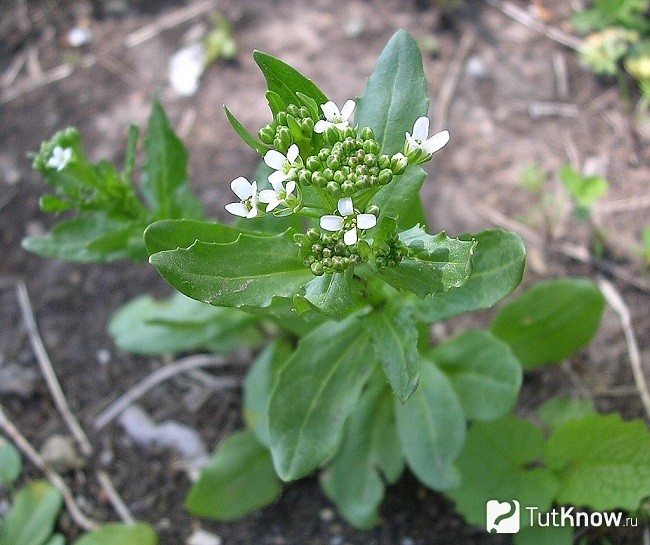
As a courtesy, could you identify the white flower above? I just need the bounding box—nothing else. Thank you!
[314,100,355,133]
[225,177,259,219]
[259,179,296,212]
[405,117,449,156]
[264,144,300,185]
[46,146,73,171]
[320,197,377,246]
[168,43,206,96]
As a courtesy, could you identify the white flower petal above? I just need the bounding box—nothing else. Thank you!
[246,206,258,219]
[231,177,253,200]
[320,215,344,232]
[225,202,249,217]
[287,144,299,163]
[423,130,450,154]
[341,99,355,120]
[269,179,285,193]
[258,189,276,203]
[265,199,281,212]
[268,170,288,185]
[357,214,377,230]
[313,120,330,133]
[344,228,358,246]
[337,197,354,217]
[412,116,430,141]
[250,182,259,206]
[321,101,339,121]
[286,181,296,196]
[264,149,286,170]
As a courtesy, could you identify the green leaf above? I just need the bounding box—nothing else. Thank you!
[545,413,650,511]
[253,51,328,112]
[514,526,573,545]
[123,123,139,185]
[269,315,376,480]
[241,295,325,336]
[22,214,147,263]
[43,535,65,545]
[224,105,269,155]
[356,29,429,155]
[298,270,362,318]
[559,165,608,209]
[72,523,157,545]
[414,229,526,323]
[141,97,203,220]
[186,430,282,520]
[379,229,476,298]
[537,397,596,431]
[0,437,22,486]
[365,302,420,403]
[320,375,403,529]
[108,292,261,355]
[395,360,466,490]
[430,330,522,420]
[149,229,313,309]
[491,279,605,369]
[448,417,558,530]
[143,219,248,255]
[243,341,293,447]
[0,481,63,545]
[371,166,428,230]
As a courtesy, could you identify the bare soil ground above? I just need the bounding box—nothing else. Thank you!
[0,1,648,544]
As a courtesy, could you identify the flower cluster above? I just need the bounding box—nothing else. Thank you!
[225,99,449,276]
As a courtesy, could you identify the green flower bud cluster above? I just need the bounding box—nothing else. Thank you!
[32,127,81,172]
[298,228,361,276]
[258,103,315,154]
[288,127,405,198]
[372,232,406,269]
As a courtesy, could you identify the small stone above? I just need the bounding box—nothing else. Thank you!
[96,348,111,365]
[187,529,222,545]
[320,507,335,521]
[40,435,84,473]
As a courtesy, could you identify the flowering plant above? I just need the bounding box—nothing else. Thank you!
[23,31,638,540]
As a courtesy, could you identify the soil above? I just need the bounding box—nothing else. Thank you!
[0,1,648,544]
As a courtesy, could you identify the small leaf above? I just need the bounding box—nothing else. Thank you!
[365,302,420,403]
[39,195,71,213]
[72,523,157,545]
[514,525,573,545]
[224,105,269,155]
[320,375,403,529]
[186,430,281,520]
[243,341,293,447]
[448,417,558,530]
[414,229,526,323]
[149,229,313,309]
[537,397,595,431]
[298,270,361,318]
[395,360,466,490]
[0,437,22,486]
[545,413,650,511]
[371,166,427,230]
[430,330,522,420]
[269,315,376,481]
[491,279,605,369]
[559,165,608,209]
[123,123,139,185]
[379,229,476,298]
[0,481,63,545]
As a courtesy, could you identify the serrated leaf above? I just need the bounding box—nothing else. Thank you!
[537,397,595,431]
[379,229,476,298]
[149,229,313,309]
[186,430,281,520]
[108,292,261,355]
[414,229,526,323]
[545,413,650,511]
[141,97,203,220]
[243,341,293,447]
[448,417,558,530]
[395,360,466,490]
[224,105,269,155]
[72,524,157,545]
[269,315,376,481]
[0,437,22,486]
[298,270,361,318]
[253,51,328,111]
[320,375,403,529]
[366,302,419,403]
[430,330,522,420]
[143,219,248,255]
[491,279,605,369]
[0,481,63,545]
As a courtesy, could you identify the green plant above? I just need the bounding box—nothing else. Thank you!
[23,30,649,541]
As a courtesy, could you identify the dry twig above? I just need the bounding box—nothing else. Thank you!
[597,278,650,421]
[94,354,241,430]
[96,471,135,524]
[595,194,650,214]
[13,280,93,456]
[0,405,99,532]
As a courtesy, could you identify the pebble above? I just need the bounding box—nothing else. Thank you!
[187,529,222,545]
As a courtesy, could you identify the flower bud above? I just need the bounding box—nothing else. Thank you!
[390,153,408,175]
[301,117,314,134]
[298,106,310,118]
[306,156,322,171]
[258,125,275,144]
[276,111,288,126]
[287,104,300,117]
[326,181,341,197]
[318,148,331,161]
[360,126,375,140]
[341,181,355,195]
[378,168,393,185]
[365,204,380,216]
[364,153,376,167]
[323,125,340,145]
[311,262,324,276]
[312,172,327,188]
[306,228,320,241]
[277,126,292,151]
[326,154,340,169]
[377,154,391,169]
[333,170,346,184]
[298,169,313,185]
